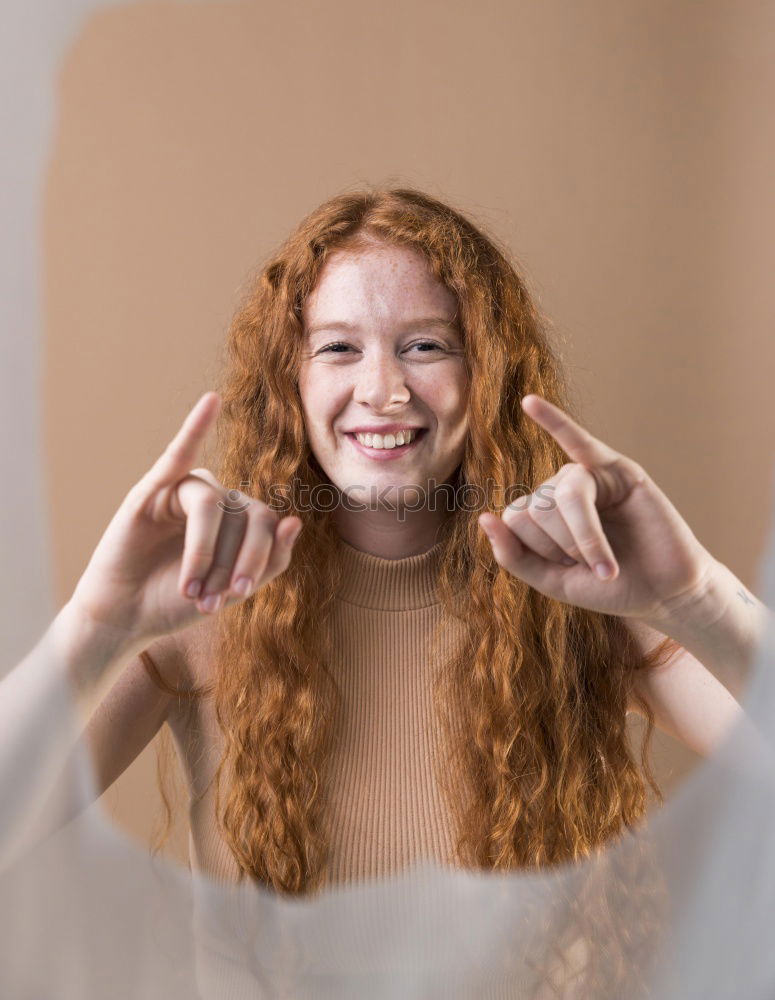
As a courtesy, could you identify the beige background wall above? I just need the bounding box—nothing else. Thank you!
[43,1,775,863]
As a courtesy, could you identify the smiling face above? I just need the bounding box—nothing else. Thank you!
[298,241,470,557]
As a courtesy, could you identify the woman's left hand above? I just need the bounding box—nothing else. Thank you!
[478,394,718,621]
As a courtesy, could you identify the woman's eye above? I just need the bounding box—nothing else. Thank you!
[318,342,351,354]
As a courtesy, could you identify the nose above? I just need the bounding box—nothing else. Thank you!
[352,350,411,411]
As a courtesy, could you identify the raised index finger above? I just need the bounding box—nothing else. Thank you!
[521,394,620,469]
[141,391,221,493]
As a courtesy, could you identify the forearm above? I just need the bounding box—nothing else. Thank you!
[638,558,773,698]
[0,601,143,869]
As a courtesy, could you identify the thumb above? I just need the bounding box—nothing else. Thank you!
[139,392,221,496]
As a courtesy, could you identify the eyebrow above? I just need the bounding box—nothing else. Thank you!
[305,317,461,338]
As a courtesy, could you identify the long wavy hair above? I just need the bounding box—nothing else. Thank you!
[145,185,678,903]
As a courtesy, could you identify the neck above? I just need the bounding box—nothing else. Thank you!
[332,507,448,559]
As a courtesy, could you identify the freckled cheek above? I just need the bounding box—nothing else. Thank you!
[314,382,348,449]
[427,380,468,435]
[301,407,336,454]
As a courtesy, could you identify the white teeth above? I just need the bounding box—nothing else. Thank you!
[354,429,417,450]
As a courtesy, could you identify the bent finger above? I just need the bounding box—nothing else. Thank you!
[177,487,228,600]
[196,502,250,612]
[479,512,568,592]
[554,478,619,580]
[501,506,576,566]
[231,515,303,598]
[225,499,283,596]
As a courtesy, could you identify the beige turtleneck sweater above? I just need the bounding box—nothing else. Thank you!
[146,539,584,998]
[160,538,471,890]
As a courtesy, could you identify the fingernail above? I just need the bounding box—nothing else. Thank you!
[201,593,220,612]
[186,579,202,598]
[594,562,613,580]
[233,576,252,596]
[561,556,577,567]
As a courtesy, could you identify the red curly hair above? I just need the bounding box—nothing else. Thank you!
[146,186,677,905]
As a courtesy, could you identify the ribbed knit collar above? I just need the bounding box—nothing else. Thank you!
[335,538,444,611]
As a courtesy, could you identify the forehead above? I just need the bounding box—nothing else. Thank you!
[302,245,458,328]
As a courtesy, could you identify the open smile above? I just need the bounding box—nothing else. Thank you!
[344,428,427,461]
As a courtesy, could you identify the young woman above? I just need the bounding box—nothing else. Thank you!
[4,188,763,909]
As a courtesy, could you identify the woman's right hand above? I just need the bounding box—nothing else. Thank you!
[67,392,302,647]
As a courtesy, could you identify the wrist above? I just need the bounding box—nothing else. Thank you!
[642,555,724,631]
[58,599,140,653]
[640,558,770,692]
[51,601,145,700]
